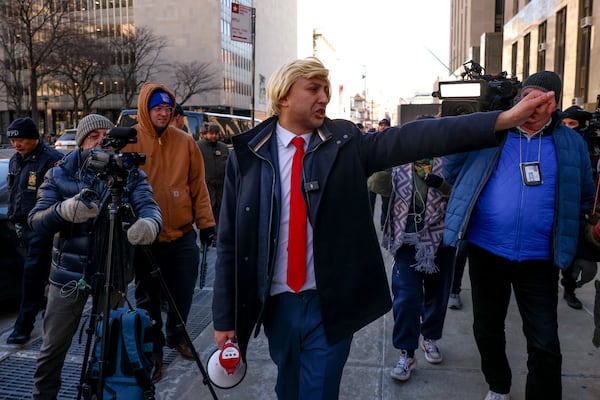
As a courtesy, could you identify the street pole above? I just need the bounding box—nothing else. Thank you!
[41,95,49,142]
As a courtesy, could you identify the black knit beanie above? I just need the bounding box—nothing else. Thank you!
[521,71,562,103]
[6,117,39,140]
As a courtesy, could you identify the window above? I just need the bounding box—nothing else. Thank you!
[537,21,547,71]
[511,42,518,78]
[523,33,531,80]
[554,7,567,94]
[575,0,593,101]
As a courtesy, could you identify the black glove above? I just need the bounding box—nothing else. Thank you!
[199,226,216,246]
[424,173,444,188]
[571,259,598,288]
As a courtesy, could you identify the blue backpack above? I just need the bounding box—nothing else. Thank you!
[89,307,155,400]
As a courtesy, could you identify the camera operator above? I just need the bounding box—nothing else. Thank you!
[557,105,596,310]
[29,114,162,400]
[5,117,63,345]
[443,71,597,399]
[123,84,216,383]
[561,105,592,132]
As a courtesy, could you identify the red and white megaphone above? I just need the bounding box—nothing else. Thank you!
[206,341,247,389]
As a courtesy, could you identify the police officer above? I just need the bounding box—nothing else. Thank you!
[197,122,229,227]
[6,117,63,344]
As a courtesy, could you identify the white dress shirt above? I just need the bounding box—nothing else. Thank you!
[270,123,316,295]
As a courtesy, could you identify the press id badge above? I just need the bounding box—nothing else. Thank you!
[520,162,542,186]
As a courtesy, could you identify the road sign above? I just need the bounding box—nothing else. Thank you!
[231,3,253,44]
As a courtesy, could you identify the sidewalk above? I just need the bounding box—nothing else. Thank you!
[1,205,599,399]
[158,237,600,399]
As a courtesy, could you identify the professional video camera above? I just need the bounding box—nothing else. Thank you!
[87,127,146,182]
[579,95,600,157]
[433,60,521,116]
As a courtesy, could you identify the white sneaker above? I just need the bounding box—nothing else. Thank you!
[421,338,443,364]
[448,292,463,309]
[484,390,510,400]
[390,350,416,381]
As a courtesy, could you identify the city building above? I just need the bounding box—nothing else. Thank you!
[503,0,599,109]
[0,0,300,139]
[449,0,504,75]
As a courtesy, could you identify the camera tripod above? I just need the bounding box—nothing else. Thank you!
[76,171,218,400]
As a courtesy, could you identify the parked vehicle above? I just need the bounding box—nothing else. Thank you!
[54,129,77,150]
[0,158,25,311]
[117,109,259,143]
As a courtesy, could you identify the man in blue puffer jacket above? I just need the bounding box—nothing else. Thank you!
[443,71,596,400]
[28,114,162,400]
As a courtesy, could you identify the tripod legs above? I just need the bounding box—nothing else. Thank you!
[139,246,219,400]
[199,242,209,289]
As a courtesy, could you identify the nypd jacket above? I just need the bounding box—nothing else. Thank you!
[443,116,595,269]
[28,149,162,288]
[8,142,63,222]
[212,112,505,358]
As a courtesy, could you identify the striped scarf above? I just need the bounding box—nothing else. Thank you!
[383,158,447,274]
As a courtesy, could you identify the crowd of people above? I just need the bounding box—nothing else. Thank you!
[3,58,600,400]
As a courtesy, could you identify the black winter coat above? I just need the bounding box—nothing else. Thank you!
[8,142,63,222]
[212,113,501,358]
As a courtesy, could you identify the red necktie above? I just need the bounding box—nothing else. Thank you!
[287,136,306,292]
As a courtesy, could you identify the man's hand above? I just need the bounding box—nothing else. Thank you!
[200,226,216,246]
[214,330,237,351]
[424,173,444,188]
[495,91,556,131]
[571,259,598,288]
[127,217,159,245]
[57,193,99,223]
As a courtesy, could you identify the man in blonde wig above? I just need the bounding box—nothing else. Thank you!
[212,57,557,399]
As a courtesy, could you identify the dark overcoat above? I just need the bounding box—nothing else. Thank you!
[213,112,501,357]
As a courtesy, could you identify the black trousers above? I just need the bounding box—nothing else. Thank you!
[468,244,562,399]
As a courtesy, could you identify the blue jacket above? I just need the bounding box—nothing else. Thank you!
[443,117,595,269]
[28,149,162,288]
[212,112,503,357]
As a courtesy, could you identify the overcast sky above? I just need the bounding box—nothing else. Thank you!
[299,0,451,103]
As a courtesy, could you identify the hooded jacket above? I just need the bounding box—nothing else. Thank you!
[123,83,215,242]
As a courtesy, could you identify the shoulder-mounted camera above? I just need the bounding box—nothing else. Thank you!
[433,60,521,117]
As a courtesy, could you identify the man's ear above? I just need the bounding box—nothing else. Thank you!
[279,96,289,109]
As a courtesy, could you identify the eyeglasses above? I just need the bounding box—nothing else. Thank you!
[151,106,174,114]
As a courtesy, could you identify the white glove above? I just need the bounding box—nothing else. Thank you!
[127,217,159,245]
[57,194,99,223]
[571,259,598,288]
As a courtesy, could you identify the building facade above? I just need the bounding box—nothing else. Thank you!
[503,0,599,109]
[0,0,299,138]
[449,0,504,74]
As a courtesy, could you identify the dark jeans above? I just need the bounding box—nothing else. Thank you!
[14,225,52,333]
[391,245,454,350]
[560,262,577,294]
[263,290,352,400]
[468,244,562,399]
[135,229,200,351]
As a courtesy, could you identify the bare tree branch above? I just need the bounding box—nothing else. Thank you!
[170,60,222,105]
[0,0,73,123]
[109,25,168,109]
[47,31,113,116]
